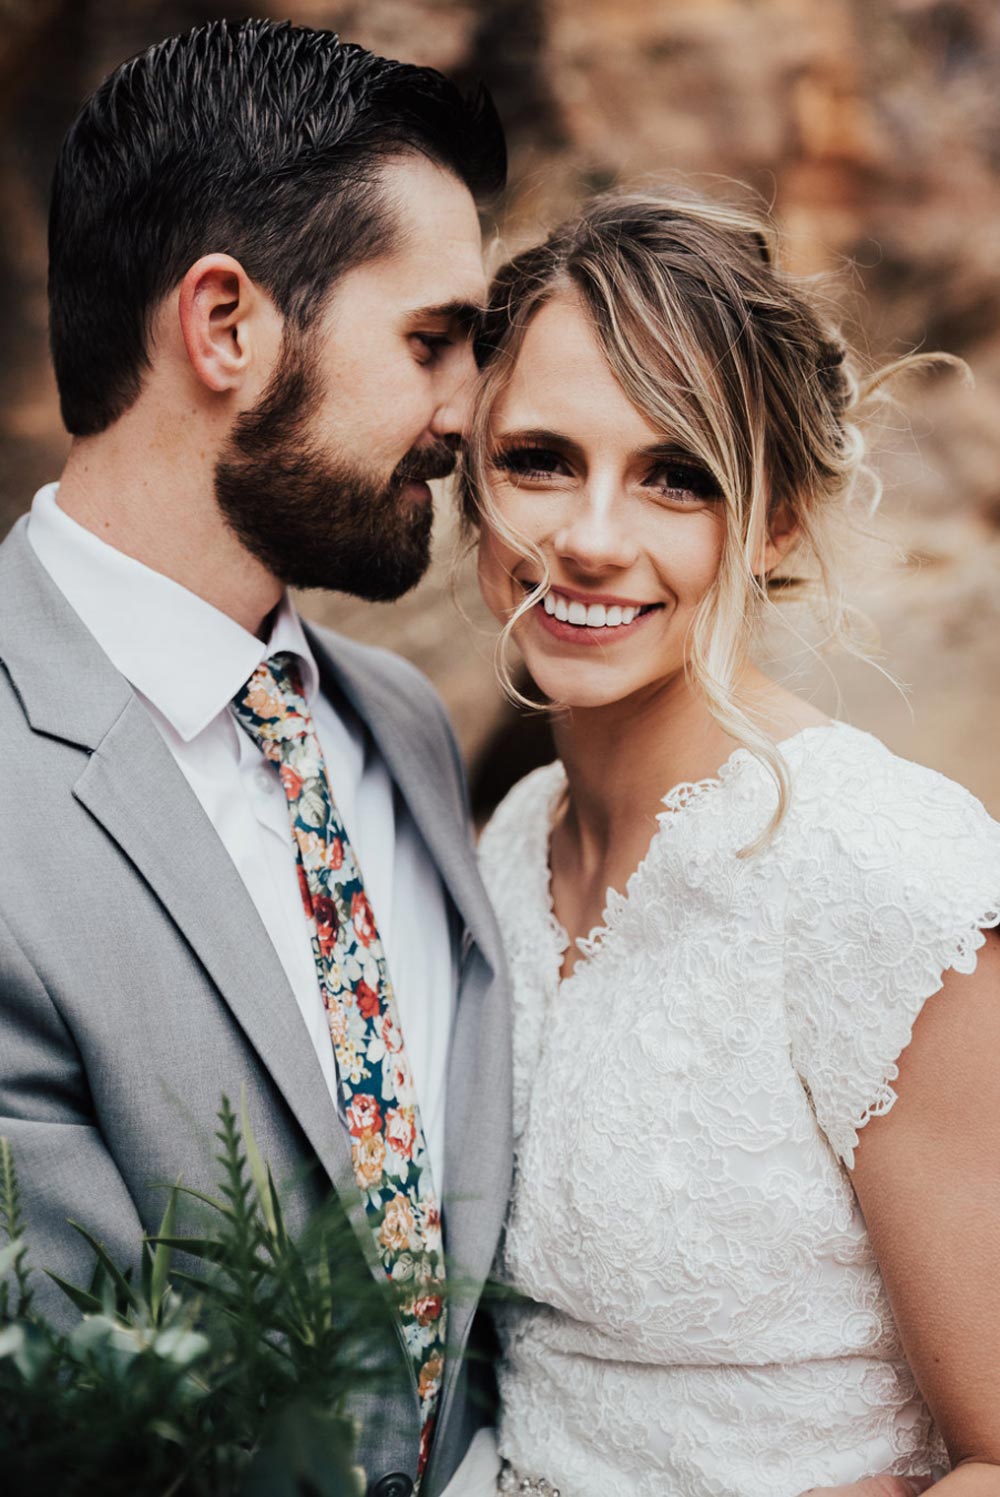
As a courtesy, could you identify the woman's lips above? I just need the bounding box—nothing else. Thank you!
[531,595,663,646]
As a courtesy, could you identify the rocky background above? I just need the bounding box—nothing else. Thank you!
[2,0,999,812]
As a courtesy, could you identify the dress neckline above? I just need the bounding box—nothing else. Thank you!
[540,720,846,987]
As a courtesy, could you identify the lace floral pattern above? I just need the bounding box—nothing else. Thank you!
[478,723,1000,1497]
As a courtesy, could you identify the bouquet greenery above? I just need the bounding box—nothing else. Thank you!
[0,1093,399,1496]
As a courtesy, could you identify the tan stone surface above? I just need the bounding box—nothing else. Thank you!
[2,0,999,808]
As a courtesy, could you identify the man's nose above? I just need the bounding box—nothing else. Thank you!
[429,341,478,443]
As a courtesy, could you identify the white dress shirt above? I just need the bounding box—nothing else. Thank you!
[27,482,456,1189]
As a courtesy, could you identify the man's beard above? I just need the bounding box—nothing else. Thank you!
[214,334,457,600]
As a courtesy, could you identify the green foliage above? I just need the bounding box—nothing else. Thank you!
[0,1092,398,1496]
[0,1136,33,1320]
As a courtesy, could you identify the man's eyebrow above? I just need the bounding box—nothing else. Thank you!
[405,299,484,333]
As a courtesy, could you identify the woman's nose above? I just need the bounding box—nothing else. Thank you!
[553,487,639,574]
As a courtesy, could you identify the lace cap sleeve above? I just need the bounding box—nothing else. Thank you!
[783,732,1000,1168]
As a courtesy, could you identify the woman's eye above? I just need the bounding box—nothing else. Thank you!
[410,333,453,365]
[645,462,721,504]
[490,447,568,481]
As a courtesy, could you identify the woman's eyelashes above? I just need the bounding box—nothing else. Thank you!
[491,444,721,502]
[491,445,568,480]
[645,461,721,503]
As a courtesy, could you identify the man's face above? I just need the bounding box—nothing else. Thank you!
[214,156,486,599]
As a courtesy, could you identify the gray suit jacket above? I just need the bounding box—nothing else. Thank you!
[0,517,513,1496]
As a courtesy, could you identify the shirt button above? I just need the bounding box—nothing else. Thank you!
[255,767,277,794]
[369,1477,413,1497]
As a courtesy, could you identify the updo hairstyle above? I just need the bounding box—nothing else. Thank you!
[460,187,948,843]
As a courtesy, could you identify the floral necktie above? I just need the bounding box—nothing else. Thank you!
[232,652,446,1479]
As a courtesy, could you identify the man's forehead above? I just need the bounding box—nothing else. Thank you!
[326,157,487,317]
[377,157,485,278]
[321,259,485,329]
[370,251,486,319]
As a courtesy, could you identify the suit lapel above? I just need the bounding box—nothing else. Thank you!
[71,700,386,1260]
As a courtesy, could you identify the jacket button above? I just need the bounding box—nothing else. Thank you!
[369,1476,414,1497]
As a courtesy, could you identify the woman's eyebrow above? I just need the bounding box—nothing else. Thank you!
[639,441,702,463]
[493,430,697,465]
[492,427,582,455]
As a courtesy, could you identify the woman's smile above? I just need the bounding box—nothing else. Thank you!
[524,579,666,646]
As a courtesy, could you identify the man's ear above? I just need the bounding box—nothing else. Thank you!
[177,254,267,393]
[756,499,799,577]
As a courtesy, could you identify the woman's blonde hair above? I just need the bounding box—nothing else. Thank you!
[460,186,947,846]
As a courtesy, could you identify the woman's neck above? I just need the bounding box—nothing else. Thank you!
[545,665,828,972]
[551,663,823,865]
[552,673,734,858]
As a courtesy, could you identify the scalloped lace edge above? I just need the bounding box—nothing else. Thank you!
[838,904,1000,1168]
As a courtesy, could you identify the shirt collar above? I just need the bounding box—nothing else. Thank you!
[26,482,319,743]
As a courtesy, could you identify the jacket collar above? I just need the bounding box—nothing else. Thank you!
[24,486,318,742]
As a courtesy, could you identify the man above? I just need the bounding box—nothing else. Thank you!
[0,17,934,1497]
[0,19,508,1495]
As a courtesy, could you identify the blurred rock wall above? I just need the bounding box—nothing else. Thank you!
[2,0,999,807]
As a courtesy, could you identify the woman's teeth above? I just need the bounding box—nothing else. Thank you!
[541,592,643,628]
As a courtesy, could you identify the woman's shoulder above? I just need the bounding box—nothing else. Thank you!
[779,722,1000,1166]
[781,721,1000,969]
[783,721,1000,866]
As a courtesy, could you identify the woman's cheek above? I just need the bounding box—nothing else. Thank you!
[476,529,519,622]
[650,511,725,604]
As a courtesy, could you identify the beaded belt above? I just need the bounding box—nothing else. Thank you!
[498,1461,561,1496]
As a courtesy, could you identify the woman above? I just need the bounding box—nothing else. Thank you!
[462,191,1000,1495]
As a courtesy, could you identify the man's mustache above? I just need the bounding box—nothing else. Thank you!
[392,440,458,487]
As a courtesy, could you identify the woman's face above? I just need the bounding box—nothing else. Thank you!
[477,292,728,711]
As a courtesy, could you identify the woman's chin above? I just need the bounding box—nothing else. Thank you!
[521,655,642,714]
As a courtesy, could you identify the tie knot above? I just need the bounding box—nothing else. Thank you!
[231,652,310,759]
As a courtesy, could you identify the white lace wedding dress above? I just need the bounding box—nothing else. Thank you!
[478,722,1000,1497]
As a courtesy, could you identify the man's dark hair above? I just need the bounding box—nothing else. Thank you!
[48,18,506,436]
